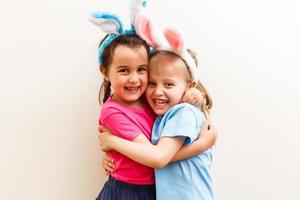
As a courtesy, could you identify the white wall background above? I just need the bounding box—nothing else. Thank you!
[1,0,299,199]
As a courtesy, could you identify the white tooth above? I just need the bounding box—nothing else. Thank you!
[154,99,167,104]
[127,87,138,91]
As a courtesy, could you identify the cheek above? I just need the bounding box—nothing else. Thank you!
[145,88,152,99]
[139,75,148,92]
[142,74,148,84]
[109,77,124,90]
[173,86,187,101]
[106,71,116,83]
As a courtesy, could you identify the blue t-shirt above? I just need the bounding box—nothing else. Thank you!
[152,103,214,200]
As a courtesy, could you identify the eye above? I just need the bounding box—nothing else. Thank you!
[165,82,175,88]
[118,68,128,73]
[148,81,156,87]
[138,66,147,72]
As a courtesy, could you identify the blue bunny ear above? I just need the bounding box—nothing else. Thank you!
[89,11,124,34]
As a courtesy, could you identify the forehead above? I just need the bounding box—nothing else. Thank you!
[111,45,148,65]
[149,53,189,77]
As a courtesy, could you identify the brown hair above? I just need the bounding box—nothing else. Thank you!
[150,49,213,120]
[98,34,150,104]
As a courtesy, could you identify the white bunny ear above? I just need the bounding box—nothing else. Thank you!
[135,12,160,47]
[129,0,147,26]
[89,11,124,34]
[163,27,199,82]
[164,27,185,51]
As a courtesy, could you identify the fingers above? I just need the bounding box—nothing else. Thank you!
[181,95,198,104]
[210,124,218,141]
[207,124,218,144]
[103,169,110,176]
[201,120,211,131]
[207,123,216,134]
[199,121,218,146]
[102,160,110,176]
[102,154,115,175]
[98,125,109,133]
[181,88,205,105]
[103,159,115,174]
[103,153,113,162]
[188,96,197,104]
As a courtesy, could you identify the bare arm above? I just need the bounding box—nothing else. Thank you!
[99,120,217,169]
[171,121,217,162]
[99,131,185,169]
[171,88,216,161]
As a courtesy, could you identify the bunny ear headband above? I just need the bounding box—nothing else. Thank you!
[134,12,199,82]
[89,0,148,65]
[89,0,198,82]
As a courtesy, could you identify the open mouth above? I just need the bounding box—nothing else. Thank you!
[126,86,139,93]
[153,99,168,106]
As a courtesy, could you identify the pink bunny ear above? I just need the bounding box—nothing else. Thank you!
[135,12,158,47]
[164,27,184,51]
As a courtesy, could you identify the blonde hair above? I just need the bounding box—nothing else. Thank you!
[186,49,212,120]
[150,49,213,120]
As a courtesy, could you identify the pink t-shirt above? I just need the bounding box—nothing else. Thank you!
[99,97,156,184]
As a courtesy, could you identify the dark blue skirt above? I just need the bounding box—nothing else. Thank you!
[96,176,156,200]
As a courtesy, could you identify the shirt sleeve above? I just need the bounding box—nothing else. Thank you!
[101,109,143,141]
[160,106,203,145]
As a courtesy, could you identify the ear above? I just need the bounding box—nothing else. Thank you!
[187,81,196,88]
[134,12,159,46]
[164,27,184,51]
[89,11,124,34]
[100,66,109,81]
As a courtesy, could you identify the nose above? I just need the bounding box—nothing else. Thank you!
[128,72,139,83]
[154,85,164,96]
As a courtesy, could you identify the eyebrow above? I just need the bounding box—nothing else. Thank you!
[148,78,175,83]
[163,79,176,82]
[137,64,148,68]
[116,64,148,69]
[115,65,128,69]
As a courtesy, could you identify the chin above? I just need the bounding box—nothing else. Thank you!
[153,109,167,116]
[127,94,142,100]
[126,97,140,102]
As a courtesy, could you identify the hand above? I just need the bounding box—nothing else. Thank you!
[98,125,116,152]
[102,153,115,175]
[181,87,204,105]
[196,120,217,151]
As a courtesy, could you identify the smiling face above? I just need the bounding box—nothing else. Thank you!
[146,52,192,116]
[102,45,148,107]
